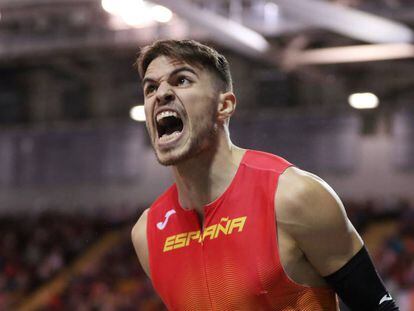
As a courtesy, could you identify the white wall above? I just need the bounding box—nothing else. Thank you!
[322,131,414,204]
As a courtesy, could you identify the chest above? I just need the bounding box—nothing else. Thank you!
[148,185,282,310]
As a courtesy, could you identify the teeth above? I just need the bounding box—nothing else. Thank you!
[156,110,178,122]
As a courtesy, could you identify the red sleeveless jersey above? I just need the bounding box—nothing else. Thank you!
[147,150,338,310]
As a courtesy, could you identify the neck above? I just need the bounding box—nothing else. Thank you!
[172,130,245,218]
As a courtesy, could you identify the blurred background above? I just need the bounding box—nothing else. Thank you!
[0,0,414,310]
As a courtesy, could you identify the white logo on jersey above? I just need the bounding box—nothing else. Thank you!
[157,209,176,230]
[379,294,393,305]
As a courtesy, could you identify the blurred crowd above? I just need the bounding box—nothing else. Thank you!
[374,204,414,310]
[346,198,407,233]
[43,230,164,311]
[0,199,413,310]
[0,212,108,310]
[347,198,414,310]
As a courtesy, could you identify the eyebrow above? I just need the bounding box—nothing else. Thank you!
[142,66,199,87]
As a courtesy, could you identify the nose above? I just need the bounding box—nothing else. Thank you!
[156,83,175,105]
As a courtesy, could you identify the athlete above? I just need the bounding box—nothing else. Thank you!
[131,39,398,310]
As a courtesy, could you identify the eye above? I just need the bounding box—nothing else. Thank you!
[177,76,191,86]
[144,84,157,96]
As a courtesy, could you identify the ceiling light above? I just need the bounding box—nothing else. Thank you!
[101,0,154,28]
[264,2,279,23]
[101,0,121,15]
[348,92,379,109]
[130,105,146,122]
[121,7,154,27]
[151,5,173,23]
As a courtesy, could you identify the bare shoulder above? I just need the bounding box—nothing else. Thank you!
[276,166,348,227]
[275,166,363,276]
[132,208,149,239]
[131,208,151,278]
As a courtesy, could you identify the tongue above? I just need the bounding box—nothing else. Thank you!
[159,131,181,143]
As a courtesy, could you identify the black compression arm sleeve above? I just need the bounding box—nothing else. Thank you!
[323,246,399,311]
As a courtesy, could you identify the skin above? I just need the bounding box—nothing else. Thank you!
[132,55,364,287]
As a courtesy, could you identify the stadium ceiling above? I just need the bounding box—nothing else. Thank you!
[0,0,413,68]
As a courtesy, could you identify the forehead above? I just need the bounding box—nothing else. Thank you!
[144,56,201,79]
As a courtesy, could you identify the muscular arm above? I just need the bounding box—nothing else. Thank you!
[131,208,151,279]
[276,167,398,310]
[276,167,363,276]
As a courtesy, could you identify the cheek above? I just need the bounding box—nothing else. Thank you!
[190,105,216,128]
[144,105,153,130]
[181,89,217,123]
[144,104,152,120]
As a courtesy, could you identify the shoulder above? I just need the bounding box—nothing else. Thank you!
[275,167,363,275]
[131,208,151,277]
[242,149,292,173]
[276,166,347,227]
[131,208,149,245]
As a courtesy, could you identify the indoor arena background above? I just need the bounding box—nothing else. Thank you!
[1,0,414,310]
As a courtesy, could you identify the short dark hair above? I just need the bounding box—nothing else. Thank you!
[136,39,233,92]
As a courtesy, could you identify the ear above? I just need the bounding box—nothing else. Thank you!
[217,92,236,121]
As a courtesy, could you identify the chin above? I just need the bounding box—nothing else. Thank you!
[155,149,191,166]
[153,141,190,166]
[156,157,181,166]
[154,139,209,166]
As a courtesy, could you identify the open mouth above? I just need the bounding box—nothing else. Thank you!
[155,110,184,144]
